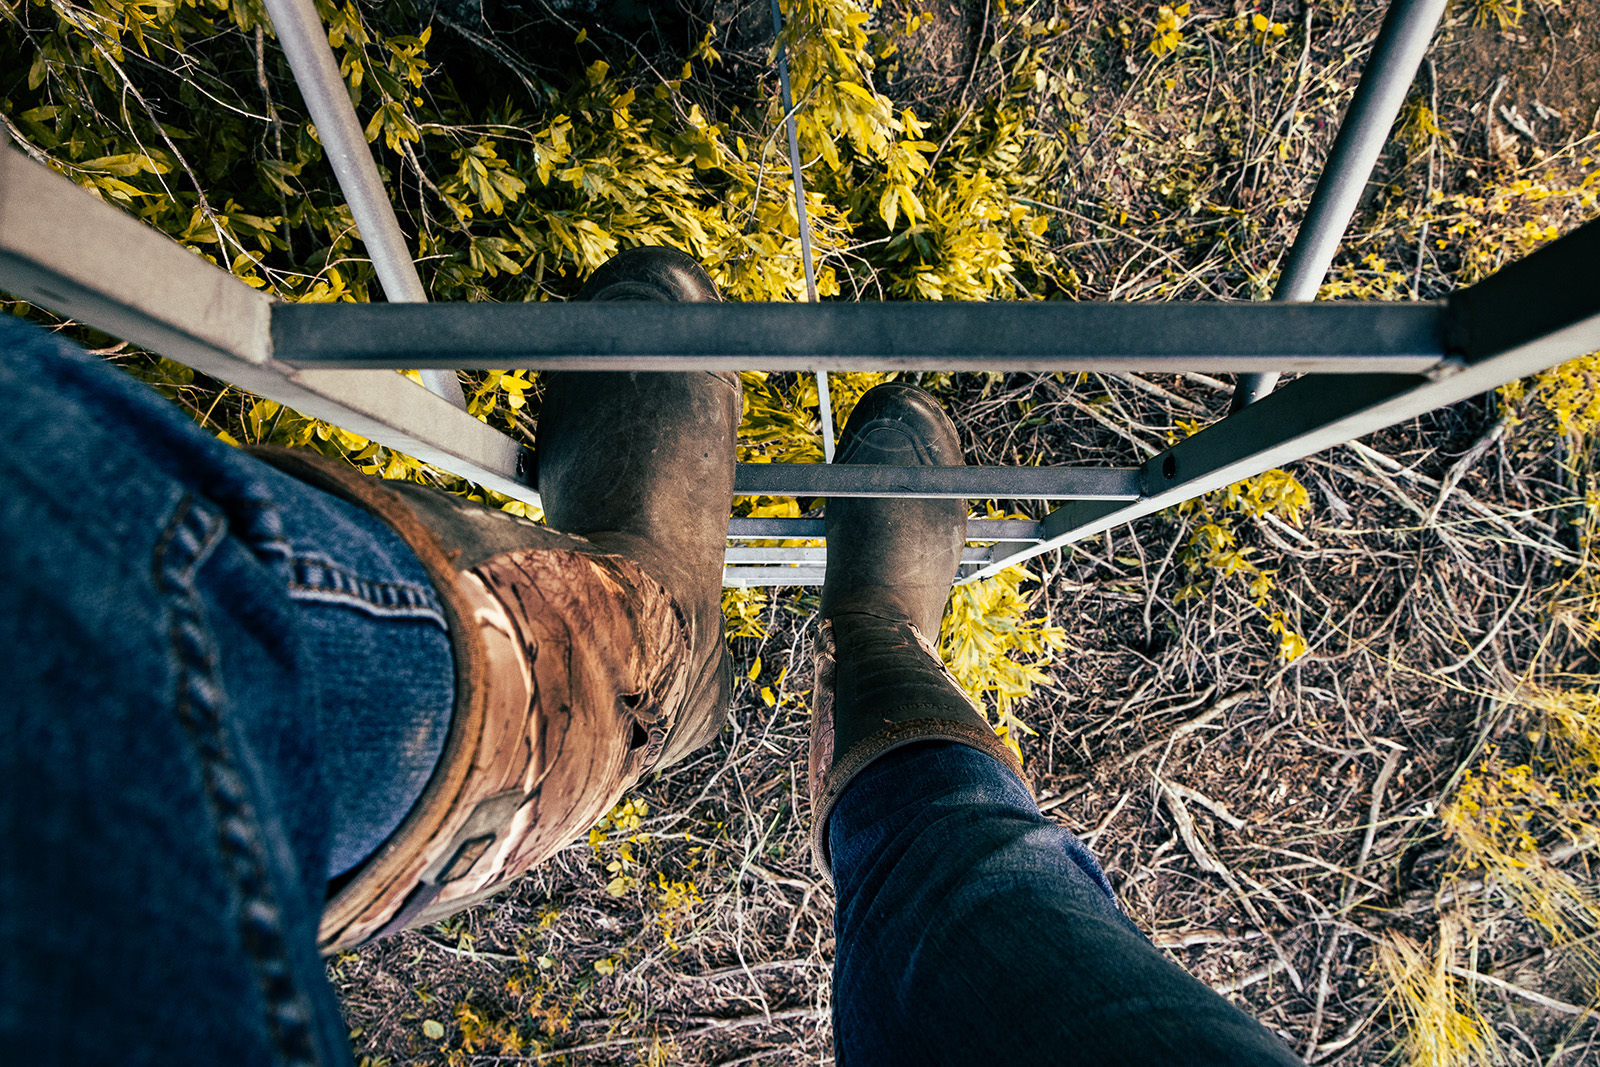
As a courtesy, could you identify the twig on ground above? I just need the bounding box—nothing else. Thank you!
[1447,966,1592,1017]
[1158,780,1306,992]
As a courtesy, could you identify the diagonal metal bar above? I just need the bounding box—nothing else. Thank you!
[269,300,1450,373]
[1233,0,1448,410]
[767,0,835,460]
[965,216,1600,582]
[0,141,534,502]
[259,0,465,408]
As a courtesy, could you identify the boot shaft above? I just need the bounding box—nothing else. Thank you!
[808,382,1026,882]
[253,447,695,952]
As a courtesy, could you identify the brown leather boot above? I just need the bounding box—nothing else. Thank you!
[255,247,738,952]
[808,383,1024,881]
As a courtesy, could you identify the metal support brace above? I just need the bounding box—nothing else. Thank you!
[0,143,530,501]
[1232,0,1448,410]
[965,217,1600,582]
[258,0,466,409]
[768,0,836,460]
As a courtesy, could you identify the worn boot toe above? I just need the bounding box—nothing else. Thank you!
[577,244,723,304]
[820,382,966,639]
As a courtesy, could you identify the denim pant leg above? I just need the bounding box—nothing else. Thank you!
[829,742,1301,1067]
[0,316,453,1065]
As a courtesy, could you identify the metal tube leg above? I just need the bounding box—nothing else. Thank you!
[1232,0,1448,412]
[259,0,466,409]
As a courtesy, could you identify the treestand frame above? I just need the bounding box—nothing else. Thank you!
[2,0,1595,587]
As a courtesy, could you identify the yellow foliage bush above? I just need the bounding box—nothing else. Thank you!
[1169,416,1310,659]
[940,564,1069,764]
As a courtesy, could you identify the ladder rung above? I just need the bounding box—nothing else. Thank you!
[734,463,1139,500]
[725,518,1046,542]
[268,301,1451,375]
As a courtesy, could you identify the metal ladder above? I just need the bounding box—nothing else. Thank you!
[4,0,1596,588]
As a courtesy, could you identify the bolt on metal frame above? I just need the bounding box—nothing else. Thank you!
[3,0,1593,588]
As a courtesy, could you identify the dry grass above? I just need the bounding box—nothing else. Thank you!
[1374,914,1499,1067]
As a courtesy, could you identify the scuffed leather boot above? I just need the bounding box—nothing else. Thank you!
[538,246,739,767]
[808,383,1024,881]
[253,246,738,952]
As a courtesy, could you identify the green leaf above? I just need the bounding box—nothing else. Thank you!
[370,63,403,100]
[257,159,302,197]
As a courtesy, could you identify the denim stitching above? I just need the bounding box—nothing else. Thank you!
[227,494,293,565]
[286,553,446,628]
[155,494,322,1067]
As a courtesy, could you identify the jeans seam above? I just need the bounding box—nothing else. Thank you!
[286,553,447,628]
[156,494,323,1067]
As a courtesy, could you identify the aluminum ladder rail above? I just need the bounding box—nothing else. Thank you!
[8,0,1595,587]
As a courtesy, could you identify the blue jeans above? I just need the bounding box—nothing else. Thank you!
[830,743,1300,1065]
[1,316,1296,1065]
[0,316,452,1064]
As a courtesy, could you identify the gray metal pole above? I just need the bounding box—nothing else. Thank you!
[268,300,1449,373]
[1231,0,1447,411]
[769,0,836,460]
[259,0,466,409]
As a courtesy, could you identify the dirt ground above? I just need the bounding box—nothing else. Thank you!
[332,2,1600,1064]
